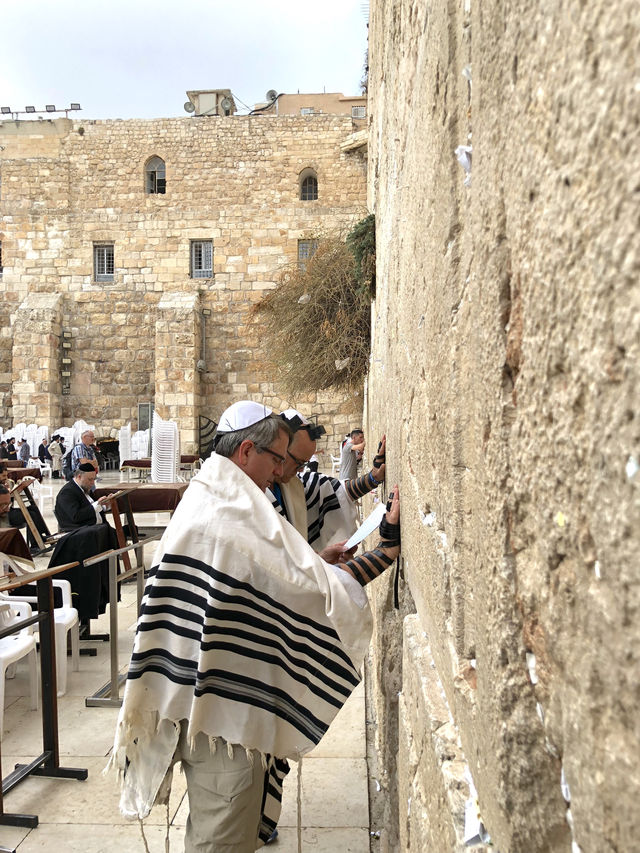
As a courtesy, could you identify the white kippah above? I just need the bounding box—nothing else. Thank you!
[280,408,310,426]
[217,401,273,434]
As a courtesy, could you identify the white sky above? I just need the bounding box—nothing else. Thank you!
[0,0,369,120]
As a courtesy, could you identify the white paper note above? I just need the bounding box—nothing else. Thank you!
[344,502,387,550]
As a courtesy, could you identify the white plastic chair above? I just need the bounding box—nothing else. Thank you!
[33,456,52,480]
[27,460,53,508]
[1,581,79,696]
[331,454,341,476]
[0,600,38,737]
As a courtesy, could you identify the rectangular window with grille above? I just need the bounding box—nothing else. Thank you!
[93,243,114,282]
[351,105,366,119]
[297,239,318,271]
[190,240,213,278]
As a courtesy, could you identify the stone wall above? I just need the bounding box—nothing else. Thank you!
[367,1,639,852]
[11,293,63,426]
[0,114,366,447]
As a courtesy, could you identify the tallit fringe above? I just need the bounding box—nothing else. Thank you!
[137,809,171,853]
[138,818,152,853]
[165,801,171,853]
[110,710,275,778]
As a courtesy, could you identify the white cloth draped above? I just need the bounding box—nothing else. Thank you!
[111,453,372,832]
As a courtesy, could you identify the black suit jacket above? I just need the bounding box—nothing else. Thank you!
[50,481,119,621]
[54,480,108,531]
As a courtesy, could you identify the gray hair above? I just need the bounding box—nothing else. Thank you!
[215,414,291,459]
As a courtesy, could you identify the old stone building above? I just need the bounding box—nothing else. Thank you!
[364,1,639,852]
[0,94,367,450]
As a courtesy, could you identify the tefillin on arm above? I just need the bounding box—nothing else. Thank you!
[344,435,386,500]
[338,490,400,587]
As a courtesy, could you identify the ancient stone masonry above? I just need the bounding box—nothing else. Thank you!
[0,112,366,448]
[366,1,640,852]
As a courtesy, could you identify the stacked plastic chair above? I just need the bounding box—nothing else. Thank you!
[131,429,150,459]
[151,412,180,483]
[52,426,74,451]
[24,424,39,457]
[72,420,95,448]
[118,423,132,470]
[5,423,26,443]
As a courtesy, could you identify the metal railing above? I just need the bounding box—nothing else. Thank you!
[84,533,161,708]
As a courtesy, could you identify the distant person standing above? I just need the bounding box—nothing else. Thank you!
[338,428,365,480]
[38,438,52,465]
[48,435,63,479]
[6,439,17,462]
[69,430,99,479]
[17,439,30,467]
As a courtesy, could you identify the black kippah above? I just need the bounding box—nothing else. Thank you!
[77,462,95,472]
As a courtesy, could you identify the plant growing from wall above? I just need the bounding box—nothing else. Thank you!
[255,216,376,394]
[347,213,376,298]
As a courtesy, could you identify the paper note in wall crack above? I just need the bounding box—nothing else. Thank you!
[344,502,387,550]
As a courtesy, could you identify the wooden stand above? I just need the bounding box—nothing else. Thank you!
[103,486,141,574]
[8,482,63,555]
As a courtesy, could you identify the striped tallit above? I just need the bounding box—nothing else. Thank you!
[269,470,358,551]
[112,453,372,834]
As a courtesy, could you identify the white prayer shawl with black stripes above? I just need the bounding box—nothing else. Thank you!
[111,453,371,839]
[269,470,358,551]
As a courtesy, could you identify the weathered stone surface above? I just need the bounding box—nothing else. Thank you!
[0,114,365,443]
[367,0,639,851]
[10,293,63,427]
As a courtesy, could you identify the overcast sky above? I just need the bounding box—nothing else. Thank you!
[0,0,369,120]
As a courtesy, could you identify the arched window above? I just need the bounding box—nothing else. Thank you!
[299,168,318,201]
[145,156,166,194]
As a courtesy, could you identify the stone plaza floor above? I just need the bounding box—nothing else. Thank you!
[1,471,371,852]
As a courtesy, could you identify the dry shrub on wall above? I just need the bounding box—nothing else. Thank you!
[255,234,372,394]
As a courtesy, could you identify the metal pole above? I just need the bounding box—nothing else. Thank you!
[108,553,119,700]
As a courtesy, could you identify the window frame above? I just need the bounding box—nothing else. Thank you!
[297,238,318,272]
[300,174,318,201]
[190,239,213,279]
[351,105,366,119]
[298,167,319,202]
[145,156,166,195]
[93,242,114,283]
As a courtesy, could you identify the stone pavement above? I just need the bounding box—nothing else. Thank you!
[1,472,372,852]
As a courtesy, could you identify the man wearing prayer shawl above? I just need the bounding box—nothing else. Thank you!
[111,401,401,853]
[269,408,387,560]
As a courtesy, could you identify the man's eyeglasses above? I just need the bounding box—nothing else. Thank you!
[287,450,309,471]
[254,445,286,467]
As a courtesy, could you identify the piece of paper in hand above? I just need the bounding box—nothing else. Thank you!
[344,502,387,550]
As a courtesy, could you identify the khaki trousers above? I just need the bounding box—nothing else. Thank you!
[175,726,266,853]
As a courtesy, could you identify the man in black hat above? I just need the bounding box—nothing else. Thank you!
[50,463,118,628]
[54,462,115,532]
